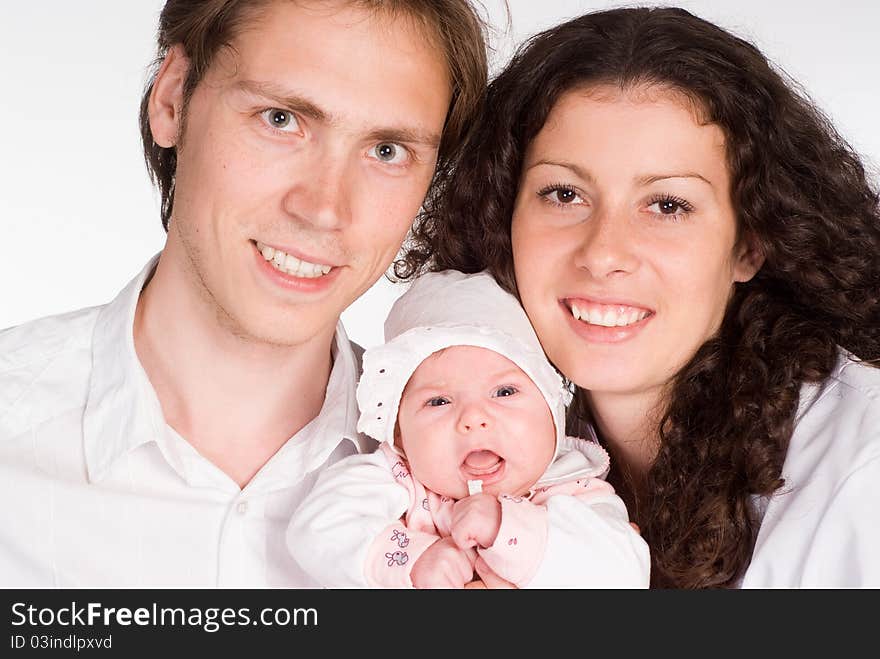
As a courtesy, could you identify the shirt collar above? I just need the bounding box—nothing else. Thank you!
[84,254,165,483]
[84,253,371,485]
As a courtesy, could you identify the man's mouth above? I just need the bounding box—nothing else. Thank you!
[568,300,652,328]
[255,241,333,279]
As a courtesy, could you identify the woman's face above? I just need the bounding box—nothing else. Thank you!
[511,86,761,398]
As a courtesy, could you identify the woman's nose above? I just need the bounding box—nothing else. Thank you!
[573,207,639,278]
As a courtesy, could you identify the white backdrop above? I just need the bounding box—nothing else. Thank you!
[1,1,877,349]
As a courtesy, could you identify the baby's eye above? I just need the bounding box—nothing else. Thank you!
[426,397,450,407]
[493,386,518,398]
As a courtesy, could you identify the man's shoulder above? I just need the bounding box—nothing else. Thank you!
[1,305,102,372]
[0,305,102,430]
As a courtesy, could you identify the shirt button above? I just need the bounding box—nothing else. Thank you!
[236,501,248,515]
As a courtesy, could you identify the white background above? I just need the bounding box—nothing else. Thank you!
[1,1,878,349]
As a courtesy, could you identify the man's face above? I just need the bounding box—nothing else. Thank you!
[154,1,451,346]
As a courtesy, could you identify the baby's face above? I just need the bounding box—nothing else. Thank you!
[397,346,556,499]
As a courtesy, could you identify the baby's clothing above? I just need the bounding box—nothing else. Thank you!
[288,270,649,588]
[289,434,650,588]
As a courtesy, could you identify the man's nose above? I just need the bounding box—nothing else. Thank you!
[280,145,353,230]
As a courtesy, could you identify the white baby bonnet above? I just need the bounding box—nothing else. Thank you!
[356,269,570,459]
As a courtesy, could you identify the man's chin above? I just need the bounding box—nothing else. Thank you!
[232,319,340,349]
[212,299,339,349]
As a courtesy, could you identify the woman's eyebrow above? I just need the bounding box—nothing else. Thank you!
[636,172,713,186]
[525,160,714,189]
[524,159,595,183]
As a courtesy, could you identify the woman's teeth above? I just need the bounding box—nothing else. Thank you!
[570,302,650,327]
[256,241,332,278]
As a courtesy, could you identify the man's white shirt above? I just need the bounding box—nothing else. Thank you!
[0,255,373,586]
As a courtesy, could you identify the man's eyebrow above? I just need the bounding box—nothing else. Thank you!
[364,126,441,149]
[235,79,440,148]
[525,159,596,184]
[235,79,327,121]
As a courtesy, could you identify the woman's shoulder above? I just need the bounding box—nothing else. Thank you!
[826,351,880,397]
[778,349,880,503]
[743,352,880,587]
[795,350,880,436]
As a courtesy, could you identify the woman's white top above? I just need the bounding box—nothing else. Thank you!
[741,352,880,587]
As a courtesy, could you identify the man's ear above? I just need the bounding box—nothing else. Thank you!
[732,234,765,283]
[148,44,189,148]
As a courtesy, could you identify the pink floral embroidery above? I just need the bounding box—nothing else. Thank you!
[385,551,409,567]
[391,529,410,548]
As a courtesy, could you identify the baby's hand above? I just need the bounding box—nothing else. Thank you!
[410,537,477,589]
[450,492,502,550]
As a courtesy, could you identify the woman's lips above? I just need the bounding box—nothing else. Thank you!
[564,297,654,327]
[561,299,654,344]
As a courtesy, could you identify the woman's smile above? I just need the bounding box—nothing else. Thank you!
[512,86,761,396]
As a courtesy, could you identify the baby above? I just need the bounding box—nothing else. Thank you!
[287,270,649,588]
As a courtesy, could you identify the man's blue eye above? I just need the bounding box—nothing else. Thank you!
[270,110,290,127]
[261,108,300,133]
[370,142,409,165]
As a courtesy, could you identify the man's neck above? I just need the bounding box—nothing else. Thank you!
[133,252,334,489]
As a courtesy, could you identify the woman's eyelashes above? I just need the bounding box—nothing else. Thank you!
[645,194,694,221]
[537,183,585,208]
[536,182,695,221]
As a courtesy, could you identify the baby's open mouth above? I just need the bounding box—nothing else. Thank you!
[462,450,504,477]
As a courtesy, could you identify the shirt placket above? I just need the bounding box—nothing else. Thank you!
[216,491,267,587]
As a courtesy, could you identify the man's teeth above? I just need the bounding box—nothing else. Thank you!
[256,241,332,278]
[570,303,650,327]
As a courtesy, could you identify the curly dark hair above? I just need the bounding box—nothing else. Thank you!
[397,7,880,587]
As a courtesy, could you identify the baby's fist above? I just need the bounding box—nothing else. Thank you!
[450,493,502,550]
